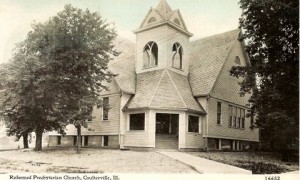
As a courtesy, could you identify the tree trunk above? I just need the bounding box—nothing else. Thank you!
[34,128,43,151]
[22,133,29,149]
[76,125,81,154]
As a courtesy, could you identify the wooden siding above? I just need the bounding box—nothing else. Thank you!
[123,110,152,147]
[184,113,205,149]
[84,94,121,134]
[207,98,259,141]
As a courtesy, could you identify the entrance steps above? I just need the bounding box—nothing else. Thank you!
[155,134,178,149]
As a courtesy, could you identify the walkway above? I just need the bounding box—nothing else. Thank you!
[158,151,252,174]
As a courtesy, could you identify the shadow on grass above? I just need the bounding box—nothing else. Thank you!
[47,166,104,173]
[235,160,288,174]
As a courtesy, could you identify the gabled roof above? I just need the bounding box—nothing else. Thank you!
[189,29,240,96]
[124,69,205,113]
[108,55,136,94]
[135,0,192,37]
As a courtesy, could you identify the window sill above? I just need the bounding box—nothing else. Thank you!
[127,130,146,132]
[187,132,201,135]
[143,65,158,70]
[102,119,109,122]
[228,126,245,130]
[217,124,222,126]
[171,66,183,71]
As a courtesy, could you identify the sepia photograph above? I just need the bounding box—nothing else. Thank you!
[0,0,298,179]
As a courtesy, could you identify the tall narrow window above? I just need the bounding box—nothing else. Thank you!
[217,102,221,125]
[229,105,233,126]
[84,136,88,146]
[172,42,183,69]
[73,136,77,146]
[233,106,237,127]
[103,97,109,120]
[250,110,254,130]
[241,109,245,128]
[103,136,108,146]
[237,107,240,128]
[57,136,61,146]
[188,115,199,133]
[143,41,158,68]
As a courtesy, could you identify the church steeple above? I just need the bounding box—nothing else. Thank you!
[135,0,192,36]
[134,0,192,76]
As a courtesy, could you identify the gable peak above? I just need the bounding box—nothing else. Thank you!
[155,0,173,20]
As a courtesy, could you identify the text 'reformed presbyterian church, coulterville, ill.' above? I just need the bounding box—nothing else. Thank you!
[49,0,259,151]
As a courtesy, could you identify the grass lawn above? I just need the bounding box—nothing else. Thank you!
[187,151,299,174]
[0,147,197,173]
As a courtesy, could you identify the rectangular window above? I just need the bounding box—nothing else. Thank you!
[103,136,108,146]
[237,108,240,128]
[188,115,199,133]
[129,113,145,130]
[103,97,109,120]
[241,109,245,128]
[57,136,61,145]
[73,136,77,146]
[84,136,88,146]
[250,110,254,130]
[229,105,232,126]
[233,107,237,127]
[216,139,220,150]
[217,102,221,125]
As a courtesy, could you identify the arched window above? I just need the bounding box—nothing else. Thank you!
[172,42,183,69]
[235,56,241,65]
[143,41,158,68]
[174,18,180,26]
[148,17,156,24]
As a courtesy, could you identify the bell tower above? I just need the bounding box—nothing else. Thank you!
[134,0,193,76]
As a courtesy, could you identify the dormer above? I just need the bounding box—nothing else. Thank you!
[134,0,193,76]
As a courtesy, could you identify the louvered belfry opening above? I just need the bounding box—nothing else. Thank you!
[155,113,179,149]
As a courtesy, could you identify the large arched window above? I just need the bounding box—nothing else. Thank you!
[143,41,158,68]
[172,42,183,69]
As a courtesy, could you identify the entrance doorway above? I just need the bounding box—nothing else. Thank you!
[155,113,179,149]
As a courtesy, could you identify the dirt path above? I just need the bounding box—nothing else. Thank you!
[0,148,197,173]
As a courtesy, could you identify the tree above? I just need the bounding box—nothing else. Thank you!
[1,4,118,152]
[0,62,33,149]
[0,51,64,151]
[231,0,298,160]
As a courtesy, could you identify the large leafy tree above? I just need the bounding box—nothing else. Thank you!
[1,4,118,152]
[231,0,298,160]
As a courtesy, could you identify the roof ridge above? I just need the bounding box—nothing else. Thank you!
[148,70,167,107]
[192,29,240,42]
[165,70,188,108]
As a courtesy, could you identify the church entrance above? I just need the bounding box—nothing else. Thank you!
[155,113,179,149]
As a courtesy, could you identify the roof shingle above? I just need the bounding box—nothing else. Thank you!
[189,29,240,96]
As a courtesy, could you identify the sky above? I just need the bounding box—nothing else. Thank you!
[0,0,241,64]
